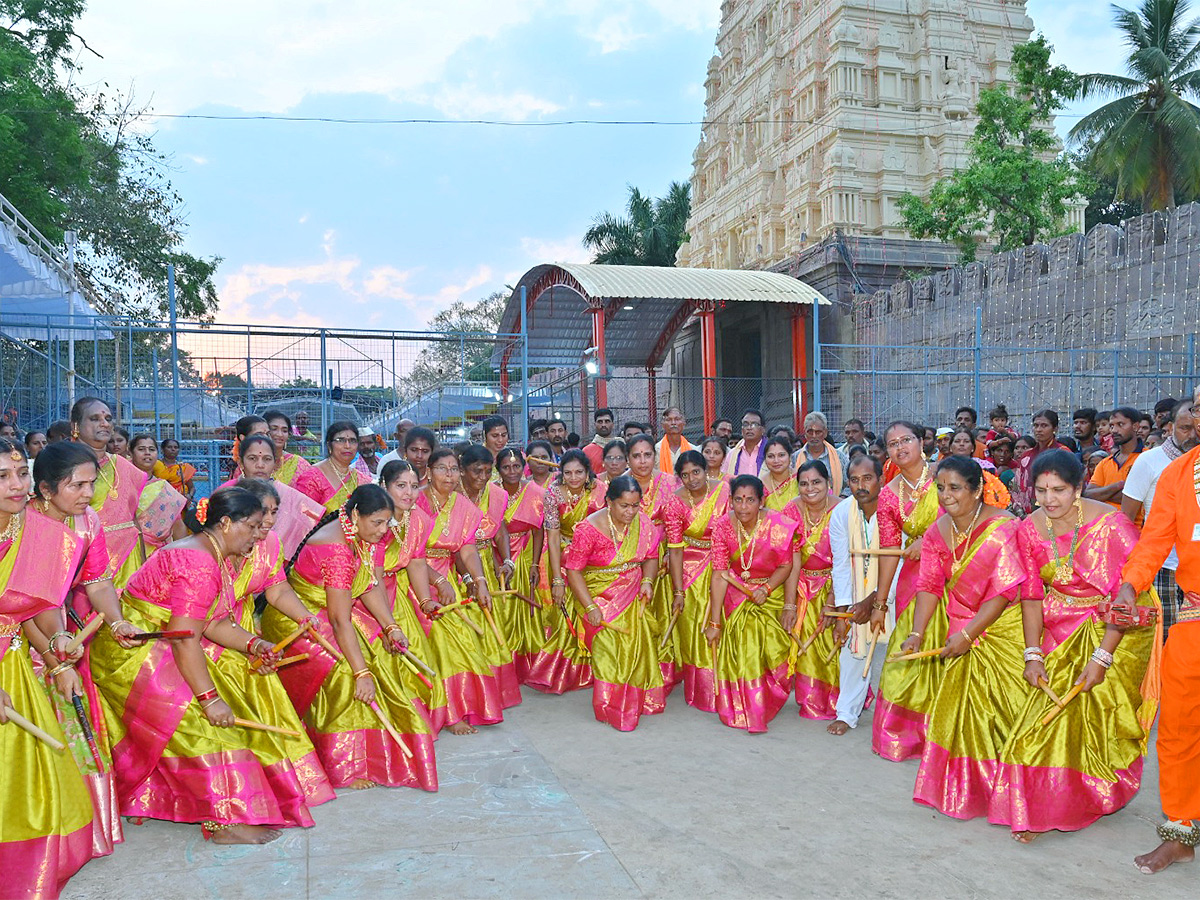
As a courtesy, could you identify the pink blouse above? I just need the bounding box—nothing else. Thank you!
[124,546,230,621]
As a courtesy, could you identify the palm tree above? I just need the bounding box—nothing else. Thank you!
[1070,0,1200,210]
[583,182,691,266]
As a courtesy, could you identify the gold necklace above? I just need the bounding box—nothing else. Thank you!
[735,514,763,579]
[949,502,983,569]
[606,511,628,547]
[899,463,930,509]
[685,484,711,509]
[802,499,830,532]
[1044,501,1084,583]
[0,511,21,544]
[203,531,234,607]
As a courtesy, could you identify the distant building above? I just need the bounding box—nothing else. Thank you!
[677,0,1080,269]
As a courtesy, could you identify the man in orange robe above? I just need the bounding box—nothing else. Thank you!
[1119,414,1200,874]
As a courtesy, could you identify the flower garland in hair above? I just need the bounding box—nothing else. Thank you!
[195,497,210,525]
[339,505,376,586]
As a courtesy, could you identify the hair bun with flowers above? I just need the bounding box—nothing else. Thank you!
[195,497,210,525]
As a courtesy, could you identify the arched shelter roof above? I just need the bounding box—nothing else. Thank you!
[495,263,830,370]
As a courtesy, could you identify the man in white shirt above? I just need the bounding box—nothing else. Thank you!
[1122,399,1197,635]
[826,455,894,735]
[377,417,415,469]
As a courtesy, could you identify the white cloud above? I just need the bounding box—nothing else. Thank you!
[519,236,592,264]
[74,1,721,119]
[185,154,209,165]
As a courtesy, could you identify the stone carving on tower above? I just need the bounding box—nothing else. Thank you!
[677,0,1041,269]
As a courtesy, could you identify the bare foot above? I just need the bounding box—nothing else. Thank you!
[448,720,478,735]
[1013,831,1041,844]
[826,720,850,736]
[209,824,282,845]
[1135,840,1195,874]
[346,779,377,791]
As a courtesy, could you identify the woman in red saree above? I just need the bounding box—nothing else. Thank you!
[69,397,187,589]
[262,484,437,788]
[525,450,605,694]
[564,475,665,731]
[415,448,520,732]
[897,457,1027,820]
[90,487,321,844]
[781,459,841,719]
[663,450,729,711]
[873,421,944,761]
[222,435,324,559]
[377,460,448,730]
[294,420,371,512]
[995,450,1158,841]
[705,476,796,733]
[264,409,313,487]
[26,443,129,860]
[0,440,95,899]
[627,434,681,685]
[495,447,546,679]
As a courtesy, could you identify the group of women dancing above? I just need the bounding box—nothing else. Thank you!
[2,406,1164,899]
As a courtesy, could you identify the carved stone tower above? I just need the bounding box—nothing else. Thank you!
[678,0,1055,269]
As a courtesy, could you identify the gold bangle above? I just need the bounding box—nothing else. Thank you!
[352,668,372,679]
[47,662,74,677]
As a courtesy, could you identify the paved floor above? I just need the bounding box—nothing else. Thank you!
[63,683,1194,899]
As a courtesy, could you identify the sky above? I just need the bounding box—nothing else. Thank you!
[69,0,1124,333]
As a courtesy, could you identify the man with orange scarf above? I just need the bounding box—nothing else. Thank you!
[655,407,692,474]
[1118,389,1200,875]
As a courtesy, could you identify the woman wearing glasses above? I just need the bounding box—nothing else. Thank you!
[294,421,371,513]
[871,421,946,762]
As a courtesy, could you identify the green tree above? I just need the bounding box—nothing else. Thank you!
[0,3,220,319]
[897,37,1087,262]
[583,181,691,266]
[1070,0,1200,211]
[404,291,506,396]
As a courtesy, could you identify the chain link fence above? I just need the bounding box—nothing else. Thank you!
[0,314,525,497]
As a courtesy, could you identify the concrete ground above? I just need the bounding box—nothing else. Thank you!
[63,683,1194,900]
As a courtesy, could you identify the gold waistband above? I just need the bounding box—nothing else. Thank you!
[592,560,642,578]
[1045,586,1105,607]
[0,622,20,638]
[683,536,711,549]
[805,566,833,577]
[426,548,453,559]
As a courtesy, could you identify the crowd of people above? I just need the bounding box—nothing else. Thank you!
[2,391,1198,899]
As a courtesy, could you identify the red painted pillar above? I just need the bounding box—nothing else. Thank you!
[590,304,608,409]
[646,366,657,434]
[791,305,809,433]
[699,301,717,433]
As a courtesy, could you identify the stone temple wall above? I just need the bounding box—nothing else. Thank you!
[834,204,1200,428]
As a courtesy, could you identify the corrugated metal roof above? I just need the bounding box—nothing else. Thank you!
[496,263,829,370]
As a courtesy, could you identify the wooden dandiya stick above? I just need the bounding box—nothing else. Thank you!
[400,649,437,679]
[600,619,631,636]
[720,571,756,597]
[455,608,486,636]
[2,705,66,751]
[306,628,344,662]
[710,639,720,680]
[530,458,560,468]
[851,547,907,557]
[1041,682,1085,726]
[432,598,473,616]
[251,620,311,670]
[1037,676,1065,708]
[886,647,945,663]
[369,701,414,759]
[823,610,856,620]
[861,630,881,679]
[399,653,434,688]
[64,612,105,655]
[490,589,520,597]
[129,629,194,642]
[659,607,682,649]
[824,631,848,664]
[513,589,540,610]
[72,695,105,773]
[66,605,87,631]
[275,653,309,668]
[233,717,301,738]
[481,605,510,651]
[795,624,824,658]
